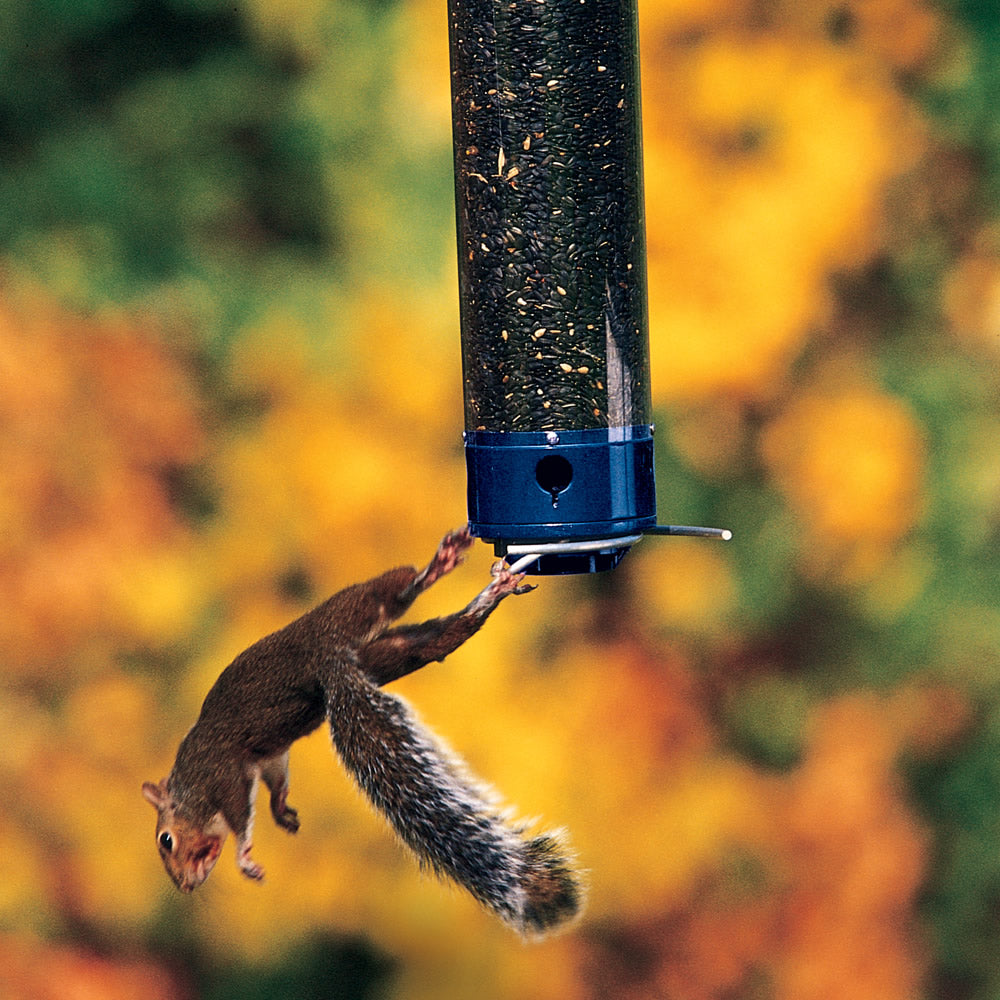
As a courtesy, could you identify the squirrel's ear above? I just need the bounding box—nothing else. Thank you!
[142,780,168,809]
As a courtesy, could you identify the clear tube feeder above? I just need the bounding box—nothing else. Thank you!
[448,0,729,573]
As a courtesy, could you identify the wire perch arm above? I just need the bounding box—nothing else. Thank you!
[504,525,731,576]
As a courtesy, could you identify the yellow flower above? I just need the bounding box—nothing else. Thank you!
[632,539,737,637]
[641,32,922,401]
[761,376,925,582]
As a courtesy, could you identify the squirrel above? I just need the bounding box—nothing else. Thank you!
[143,525,583,937]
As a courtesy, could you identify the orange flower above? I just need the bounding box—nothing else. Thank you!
[0,282,205,670]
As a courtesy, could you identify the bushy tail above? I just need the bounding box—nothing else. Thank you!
[327,667,583,936]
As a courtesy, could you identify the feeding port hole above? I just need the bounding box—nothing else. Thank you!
[535,454,573,506]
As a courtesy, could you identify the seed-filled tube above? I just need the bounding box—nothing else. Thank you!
[449,0,656,553]
[450,0,650,433]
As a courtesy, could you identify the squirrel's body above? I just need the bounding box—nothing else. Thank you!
[144,527,582,936]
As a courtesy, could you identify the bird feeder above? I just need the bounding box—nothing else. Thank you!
[448,0,728,572]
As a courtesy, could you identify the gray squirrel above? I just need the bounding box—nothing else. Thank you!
[142,526,583,936]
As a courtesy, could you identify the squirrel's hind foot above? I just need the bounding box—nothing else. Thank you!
[415,525,474,590]
[488,562,537,597]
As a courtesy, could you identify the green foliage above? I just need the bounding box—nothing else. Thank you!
[0,0,332,321]
[196,935,396,1000]
[924,0,1000,202]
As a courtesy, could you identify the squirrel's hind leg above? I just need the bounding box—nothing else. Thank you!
[353,527,475,631]
[360,562,535,686]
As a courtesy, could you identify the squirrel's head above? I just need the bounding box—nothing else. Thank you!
[142,779,227,893]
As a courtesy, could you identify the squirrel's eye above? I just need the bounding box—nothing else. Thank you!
[158,831,174,853]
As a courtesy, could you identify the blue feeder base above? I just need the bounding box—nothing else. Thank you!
[464,426,657,572]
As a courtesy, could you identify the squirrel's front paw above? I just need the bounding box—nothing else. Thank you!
[237,843,265,882]
[275,803,300,834]
[269,787,301,833]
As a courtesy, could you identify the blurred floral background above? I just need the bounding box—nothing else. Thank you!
[1,0,998,997]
